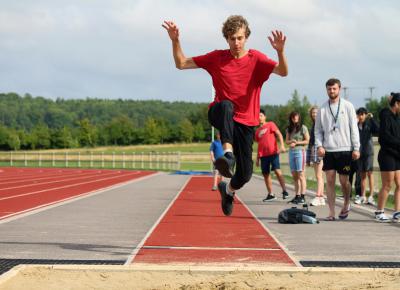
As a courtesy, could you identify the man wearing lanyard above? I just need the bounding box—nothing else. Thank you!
[315,78,360,221]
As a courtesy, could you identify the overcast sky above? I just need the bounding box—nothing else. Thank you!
[0,0,399,107]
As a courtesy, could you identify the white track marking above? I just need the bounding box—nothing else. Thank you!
[235,194,302,267]
[125,176,192,265]
[142,245,281,251]
[0,172,161,223]
[0,171,141,201]
[0,171,97,186]
[0,171,120,190]
[0,169,88,183]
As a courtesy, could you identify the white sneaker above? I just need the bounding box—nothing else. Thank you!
[354,195,367,204]
[375,212,391,223]
[367,196,376,206]
[310,197,321,206]
[319,196,326,206]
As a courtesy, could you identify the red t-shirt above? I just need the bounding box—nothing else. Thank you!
[255,122,279,157]
[192,49,277,126]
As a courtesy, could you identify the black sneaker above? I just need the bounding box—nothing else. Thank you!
[282,190,289,200]
[217,181,234,216]
[298,195,306,204]
[263,194,277,202]
[215,152,235,178]
[289,195,300,204]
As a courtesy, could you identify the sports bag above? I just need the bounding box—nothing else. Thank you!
[278,206,319,224]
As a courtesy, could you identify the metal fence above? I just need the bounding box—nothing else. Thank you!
[0,151,181,171]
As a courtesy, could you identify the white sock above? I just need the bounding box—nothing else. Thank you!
[226,183,235,196]
[224,148,233,154]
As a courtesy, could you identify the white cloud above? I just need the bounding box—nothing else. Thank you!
[0,0,399,105]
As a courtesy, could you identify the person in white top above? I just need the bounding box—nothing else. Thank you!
[315,78,360,221]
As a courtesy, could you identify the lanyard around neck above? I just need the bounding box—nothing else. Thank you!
[328,98,341,123]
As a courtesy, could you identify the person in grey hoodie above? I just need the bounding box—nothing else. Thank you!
[315,78,360,221]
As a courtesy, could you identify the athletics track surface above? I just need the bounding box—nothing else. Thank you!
[0,168,295,267]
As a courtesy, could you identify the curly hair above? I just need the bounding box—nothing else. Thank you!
[222,15,251,39]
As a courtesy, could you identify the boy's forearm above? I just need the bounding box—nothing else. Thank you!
[172,40,186,69]
[275,50,288,76]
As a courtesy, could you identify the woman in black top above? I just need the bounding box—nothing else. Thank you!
[376,92,400,222]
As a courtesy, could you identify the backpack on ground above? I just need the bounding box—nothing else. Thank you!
[278,205,319,224]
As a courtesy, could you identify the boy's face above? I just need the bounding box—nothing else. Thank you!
[259,113,266,124]
[357,113,366,123]
[227,27,247,55]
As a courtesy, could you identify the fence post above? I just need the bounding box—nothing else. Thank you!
[77,152,80,167]
[141,152,144,169]
[52,152,55,167]
[112,152,115,168]
[132,152,135,169]
[65,152,68,167]
[156,152,159,169]
[149,152,152,169]
[90,151,93,168]
[24,152,27,167]
[122,152,125,169]
[10,152,13,166]
[101,152,104,168]
[177,151,181,170]
[39,152,42,167]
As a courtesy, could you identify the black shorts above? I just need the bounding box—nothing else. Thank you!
[378,149,400,172]
[323,151,352,175]
[359,154,374,172]
[260,154,280,174]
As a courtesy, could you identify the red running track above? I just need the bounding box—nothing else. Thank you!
[0,167,155,220]
[132,176,295,266]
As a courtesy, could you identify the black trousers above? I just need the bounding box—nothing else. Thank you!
[349,159,361,197]
[208,100,254,190]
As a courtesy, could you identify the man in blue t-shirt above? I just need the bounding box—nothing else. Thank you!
[210,132,224,190]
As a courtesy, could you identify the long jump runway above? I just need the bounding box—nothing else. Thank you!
[130,176,295,266]
[0,168,295,269]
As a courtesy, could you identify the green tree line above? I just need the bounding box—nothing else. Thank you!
[0,92,390,150]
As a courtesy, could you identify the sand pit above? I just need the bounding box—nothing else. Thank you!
[1,265,400,290]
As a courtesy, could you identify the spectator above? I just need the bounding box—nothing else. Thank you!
[375,92,400,222]
[307,106,325,206]
[315,78,360,221]
[354,107,379,205]
[286,111,309,204]
[255,109,289,201]
[210,131,224,191]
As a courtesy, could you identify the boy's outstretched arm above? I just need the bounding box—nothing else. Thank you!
[162,20,198,70]
[268,30,288,77]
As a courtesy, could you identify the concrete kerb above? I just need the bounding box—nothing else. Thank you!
[1,263,400,281]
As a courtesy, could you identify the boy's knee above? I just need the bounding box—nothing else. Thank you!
[220,100,234,113]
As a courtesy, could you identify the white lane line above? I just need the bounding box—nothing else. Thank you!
[0,171,141,201]
[142,245,281,251]
[0,169,89,183]
[0,172,161,224]
[235,194,302,267]
[0,171,119,190]
[125,176,192,265]
[0,171,98,186]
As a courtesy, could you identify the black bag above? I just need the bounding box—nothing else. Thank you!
[278,206,318,224]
